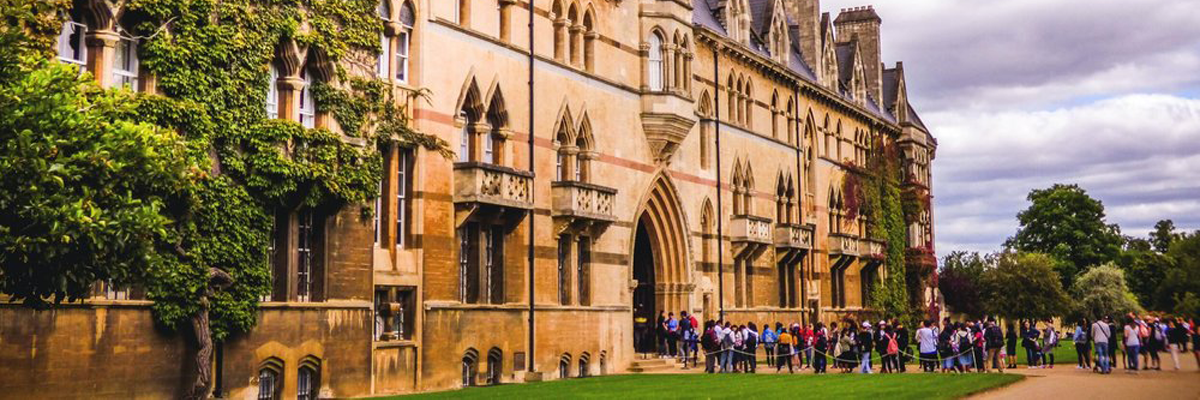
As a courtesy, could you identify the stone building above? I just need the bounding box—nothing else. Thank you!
[0,0,937,397]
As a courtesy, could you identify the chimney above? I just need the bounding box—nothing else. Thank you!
[784,0,821,73]
[834,6,883,102]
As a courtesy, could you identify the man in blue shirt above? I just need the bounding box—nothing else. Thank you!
[762,323,779,367]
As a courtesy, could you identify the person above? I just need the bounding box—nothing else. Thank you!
[719,321,734,372]
[745,322,759,373]
[666,312,679,358]
[1092,317,1112,374]
[859,322,874,373]
[972,322,986,372]
[656,311,667,358]
[1192,319,1200,370]
[895,320,910,373]
[1149,317,1165,370]
[984,319,1004,372]
[938,322,955,372]
[883,325,900,373]
[1167,319,1187,371]
[813,322,829,374]
[874,321,889,373]
[1073,319,1091,369]
[732,325,745,372]
[953,322,973,372]
[677,311,692,362]
[840,325,858,373]
[1124,318,1141,372]
[1005,324,1018,369]
[803,324,815,369]
[776,324,794,373]
[1042,323,1059,368]
[1022,321,1040,368]
[917,320,938,373]
[762,322,778,368]
[701,321,718,373]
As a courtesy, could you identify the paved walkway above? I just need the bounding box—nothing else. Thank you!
[970,352,1200,400]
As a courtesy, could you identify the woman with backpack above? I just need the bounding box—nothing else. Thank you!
[882,325,900,373]
[762,323,778,368]
[776,325,794,373]
[938,322,955,373]
[813,322,829,374]
[952,323,973,373]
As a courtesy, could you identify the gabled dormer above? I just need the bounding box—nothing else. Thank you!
[819,13,839,89]
[766,0,791,64]
[721,0,752,45]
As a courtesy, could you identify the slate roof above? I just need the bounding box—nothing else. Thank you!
[692,0,899,123]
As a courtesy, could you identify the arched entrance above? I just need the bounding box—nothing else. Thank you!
[630,175,692,353]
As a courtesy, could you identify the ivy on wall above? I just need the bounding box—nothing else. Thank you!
[1,0,447,395]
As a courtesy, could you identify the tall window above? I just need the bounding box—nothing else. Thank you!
[56,17,87,68]
[374,286,415,341]
[396,1,414,82]
[462,351,477,387]
[112,35,139,89]
[557,235,571,305]
[377,0,391,78]
[257,367,280,400]
[296,209,314,302]
[458,110,471,162]
[298,364,319,400]
[486,349,502,385]
[459,223,503,304]
[647,32,664,91]
[265,66,279,119]
[299,70,316,128]
[577,237,591,306]
[395,148,412,248]
[559,355,571,378]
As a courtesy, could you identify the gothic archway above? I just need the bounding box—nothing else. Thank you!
[630,174,691,352]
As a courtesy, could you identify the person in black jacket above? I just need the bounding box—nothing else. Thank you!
[895,320,910,373]
[858,322,875,373]
[984,319,1004,372]
[1005,324,1018,368]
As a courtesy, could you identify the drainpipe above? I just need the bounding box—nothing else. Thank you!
[526,0,537,373]
[713,44,724,322]
[793,86,803,321]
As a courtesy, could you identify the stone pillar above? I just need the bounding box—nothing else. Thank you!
[569,25,583,66]
[583,31,597,72]
[560,146,579,181]
[278,76,306,122]
[85,29,119,88]
[498,0,515,42]
[553,19,568,62]
[468,121,492,163]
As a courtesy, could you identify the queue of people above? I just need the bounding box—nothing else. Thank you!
[645,310,1200,375]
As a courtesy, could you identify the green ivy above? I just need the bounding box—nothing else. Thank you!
[6,0,448,342]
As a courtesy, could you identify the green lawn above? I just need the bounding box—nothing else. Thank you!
[384,373,1024,399]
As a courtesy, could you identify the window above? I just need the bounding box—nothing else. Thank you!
[396,2,414,82]
[299,70,316,128]
[459,223,503,304]
[579,354,590,378]
[374,286,415,340]
[56,18,87,68]
[296,209,314,302]
[559,355,571,379]
[647,32,664,91]
[462,350,478,387]
[298,363,319,400]
[395,148,413,248]
[112,35,139,89]
[257,366,280,400]
[266,65,279,119]
[557,235,571,305]
[577,237,591,306]
[377,0,391,78]
[262,217,277,302]
[458,110,471,162]
[486,348,502,385]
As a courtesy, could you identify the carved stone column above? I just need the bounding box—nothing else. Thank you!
[85,29,119,88]
[554,19,568,62]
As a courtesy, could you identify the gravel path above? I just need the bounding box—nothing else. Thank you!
[970,352,1200,400]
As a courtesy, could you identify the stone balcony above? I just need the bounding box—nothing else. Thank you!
[452,162,534,210]
[862,238,887,261]
[730,215,773,245]
[551,181,618,222]
[774,223,814,250]
[827,233,860,257]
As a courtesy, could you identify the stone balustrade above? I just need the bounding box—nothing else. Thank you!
[730,215,773,245]
[551,181,618,222]
[774,223,814,250]
[452,162,534,210]
[828,232,860,257]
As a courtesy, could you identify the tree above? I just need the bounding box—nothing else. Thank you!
[1114,245,1171,309]
[938,251,991,318]
[1005,184,1123,289]
[1070,263,1142,320]
[1158,231,1200,314]
[1150,219,1180,254]
[979,252,1072,321]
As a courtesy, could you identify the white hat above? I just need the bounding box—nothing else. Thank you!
[862,322,871,328]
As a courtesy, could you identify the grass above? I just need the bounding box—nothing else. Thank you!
[383,373,1024,399]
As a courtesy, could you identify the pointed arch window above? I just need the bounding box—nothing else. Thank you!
[257,359,283,400]
[462,349,478,387]
[56,13,87,69]
[647,32,664,91]
[266,65,279,119]
[299,69,316,128]
[377,0,392,78]
[297,359,320,400]
[396,1,414,83]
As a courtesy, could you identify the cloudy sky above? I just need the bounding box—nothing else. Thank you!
[820,0,1200,253]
